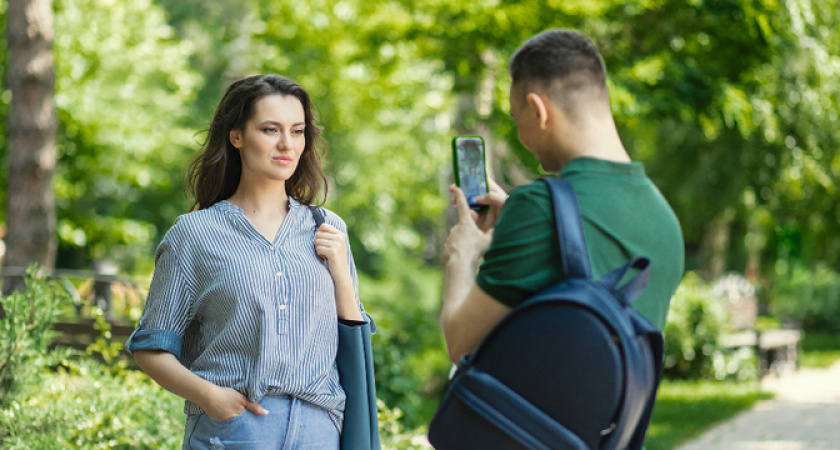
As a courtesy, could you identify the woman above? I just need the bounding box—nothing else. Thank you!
[127,75,368,449]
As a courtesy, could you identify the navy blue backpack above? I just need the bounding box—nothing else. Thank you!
[428,177,664,450]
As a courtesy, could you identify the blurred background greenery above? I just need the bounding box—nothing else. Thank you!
[1,0,839,448]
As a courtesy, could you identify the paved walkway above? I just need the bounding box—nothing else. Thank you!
[678,361,840,449]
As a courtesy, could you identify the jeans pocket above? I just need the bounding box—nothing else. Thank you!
[191,409,255,450]
[203,408,248,427]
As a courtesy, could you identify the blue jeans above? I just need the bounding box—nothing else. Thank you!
[183,395,339,450]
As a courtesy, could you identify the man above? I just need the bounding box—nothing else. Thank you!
[441,29,684,363]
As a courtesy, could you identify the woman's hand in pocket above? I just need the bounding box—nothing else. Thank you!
[202,385,268,421]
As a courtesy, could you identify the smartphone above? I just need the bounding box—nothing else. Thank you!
[452,135,489,211]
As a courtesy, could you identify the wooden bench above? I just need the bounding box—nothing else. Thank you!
[52,318,138,367]
[53,319,136,351]
[715,274,801,377]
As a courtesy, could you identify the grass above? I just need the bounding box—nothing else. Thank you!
[644,330,840,449]
[799,330,840,368]
[644,380,772,449]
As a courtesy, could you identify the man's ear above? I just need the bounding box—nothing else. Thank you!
[526,93,550,130]
[229,129,242,149]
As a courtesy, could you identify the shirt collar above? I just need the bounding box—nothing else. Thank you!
[214,200,241,213]
[213,197,303,214]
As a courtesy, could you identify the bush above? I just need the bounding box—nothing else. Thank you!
[0,358,183,449]
[799,331,840,368]
[773,262,840,332]
[0,269,183,449]
[0,267,77,405]
[663,272,757,381]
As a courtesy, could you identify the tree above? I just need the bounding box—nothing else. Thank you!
[606,0,840,283]
[2,0,57,294]
[49,0,198,271]
[393,0,840,285]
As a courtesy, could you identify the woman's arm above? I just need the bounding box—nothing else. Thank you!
[133,349,268,420]
[314,223,364,321]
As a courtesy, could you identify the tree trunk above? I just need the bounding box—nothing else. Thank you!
[2,0,57,295]
[699,209,734,282]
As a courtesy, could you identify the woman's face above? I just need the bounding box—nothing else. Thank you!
[229,94,306,186]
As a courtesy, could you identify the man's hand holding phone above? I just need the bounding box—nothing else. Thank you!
[450,177,506,233]
[445,186,494,267]
[471,178,507,232]
[451,134,506,232]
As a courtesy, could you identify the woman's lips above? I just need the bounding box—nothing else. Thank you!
[274,155,293,165]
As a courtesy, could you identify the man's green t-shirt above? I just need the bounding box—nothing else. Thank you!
[476,157,684,330]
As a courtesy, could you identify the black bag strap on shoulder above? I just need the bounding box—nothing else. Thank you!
[311,206,326,229]
[540,176,664,450]
[542,177,592,279]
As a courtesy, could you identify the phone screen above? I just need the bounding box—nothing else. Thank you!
[453,136,489,211]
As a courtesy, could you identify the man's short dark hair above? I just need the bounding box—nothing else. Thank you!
[510,29,608,113]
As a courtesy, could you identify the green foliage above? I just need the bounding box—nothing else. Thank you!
[0,270,182,448]
[252,0,454,260]
[0,358,183,450]
[377,399,433,449]
[663,273,757,381]
[663,273,726,378]
[51,0,199,268]
[773,262,840,332]
[84,306,133,375]
[361,249,450,430]
[4,0,838,294]
[754,314,783,332]
[799,331,840,368]
[0,268,182,448]
[0,267,77,405]
[633,0,840,274]
[646,379,772,450]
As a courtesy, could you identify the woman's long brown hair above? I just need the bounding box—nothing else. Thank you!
[186,75,328,211]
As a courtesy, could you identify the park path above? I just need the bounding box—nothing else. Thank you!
[677,360,840,449]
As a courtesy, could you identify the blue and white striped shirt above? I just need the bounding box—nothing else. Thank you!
[126,197,367,428]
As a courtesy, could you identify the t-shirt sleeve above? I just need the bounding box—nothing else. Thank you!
[476,183,563,308]
[125,231,194,359]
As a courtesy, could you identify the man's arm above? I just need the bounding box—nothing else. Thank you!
[441,184,511,364]
[441,282,511,364]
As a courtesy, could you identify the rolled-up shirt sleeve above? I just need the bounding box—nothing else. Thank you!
[126,234,194,359]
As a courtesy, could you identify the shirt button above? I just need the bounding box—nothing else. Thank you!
[275,271,282,277]
[279,304,287,310]
[269,245,275,251]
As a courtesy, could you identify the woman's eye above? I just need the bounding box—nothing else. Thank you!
[263,127,278,134]
[292,129,305,136]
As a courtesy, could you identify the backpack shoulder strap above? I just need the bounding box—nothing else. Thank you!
[542,177,664,449]
[311,206,326,229]
[539,177,592,279]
